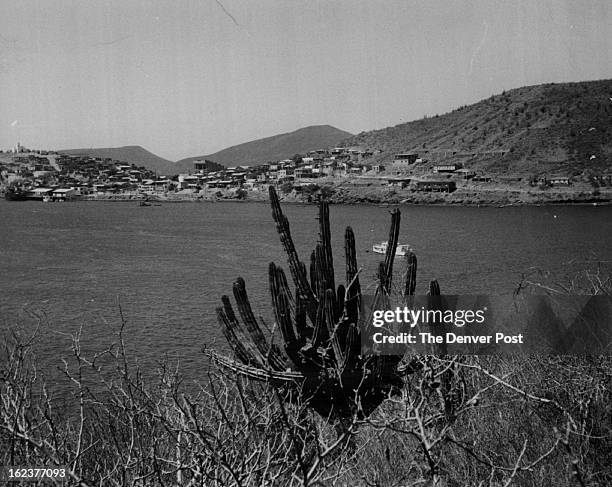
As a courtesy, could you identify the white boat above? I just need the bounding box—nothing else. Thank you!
[372,241,412,256]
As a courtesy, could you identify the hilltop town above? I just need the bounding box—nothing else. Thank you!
[0,143,162,202]
[1,140,610,205]
[3,80,612,205]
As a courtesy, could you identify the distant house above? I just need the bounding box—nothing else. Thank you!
[277,176,295,184]
[295,167,311,179]
[415,181,456,193]
[394,153,418,164]
[52,188,77,201]
[320,161,336,176]
[27,187,54,200]
[433,164,461,173]
[550,176,571,186]
[178,174,201,189]
[386,177,411,188]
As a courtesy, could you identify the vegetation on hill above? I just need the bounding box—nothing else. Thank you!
[60,146,175,175]
[174,125,352,172]
[341,79,612,176]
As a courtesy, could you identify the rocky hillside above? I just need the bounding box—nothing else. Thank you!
[175,125,352,172]
[342,79,612,176]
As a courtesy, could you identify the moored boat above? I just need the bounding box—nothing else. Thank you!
[372,241,412,256]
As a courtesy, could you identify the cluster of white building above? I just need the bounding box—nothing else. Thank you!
[175,148,382,191]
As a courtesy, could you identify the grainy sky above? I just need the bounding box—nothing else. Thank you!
[1,0,611,161]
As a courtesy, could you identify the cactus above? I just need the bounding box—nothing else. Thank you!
[208,186,440,422]
[405,251,417,297]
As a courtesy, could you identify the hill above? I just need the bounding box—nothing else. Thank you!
[341,79,612,176]
[175,125,352,172]
[59,146,175,174]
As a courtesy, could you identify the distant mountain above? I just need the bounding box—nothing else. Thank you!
[59,146,175,174]
[175,125,352,173]
[341,79,612,176]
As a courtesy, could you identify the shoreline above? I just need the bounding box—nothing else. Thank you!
[6,183,610,207]
[73,192,612,207]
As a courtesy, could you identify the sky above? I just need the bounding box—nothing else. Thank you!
[1,0,611,161]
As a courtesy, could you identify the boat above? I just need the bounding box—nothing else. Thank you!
[372,241,412,256]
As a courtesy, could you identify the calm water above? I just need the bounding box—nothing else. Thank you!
[1,200,611,383]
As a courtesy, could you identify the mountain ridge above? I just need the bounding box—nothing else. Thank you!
[340,79,612,176]
[59,80,612,178]
[174,125,352,172]
[60,125,352,175]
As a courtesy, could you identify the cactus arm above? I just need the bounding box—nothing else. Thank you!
[269,264,299,352]
[381,209,401,293]
[377,262,387,291]
[318,202,335,294]
[206,349,304,383]
[232,278,269,353]
[309,250,317,294]
[221,295,266,365]
[428,279,447,356]
[311,287,330,349]
[232,277,288,371]
[216,301,262,366]
[340,322,358,372]
[216,307,251,364]
[344,227,361,323]
[294,294,311,342]
[324,289,344,369]
[405,251,418,297]
[336,284,345,323]
[269,186,318,319]
[429,279,441,296]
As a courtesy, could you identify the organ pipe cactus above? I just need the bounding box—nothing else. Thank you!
[210,186,437,421]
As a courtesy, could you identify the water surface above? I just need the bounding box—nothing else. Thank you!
[1,200,610,383]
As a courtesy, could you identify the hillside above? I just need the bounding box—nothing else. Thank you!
[341,79,612,176]
[59,146,175,174]
[175,125,352,172]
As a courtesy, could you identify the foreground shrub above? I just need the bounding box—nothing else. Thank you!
[1,320,610,486]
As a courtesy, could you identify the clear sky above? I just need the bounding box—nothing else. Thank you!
[1,0,611,161]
